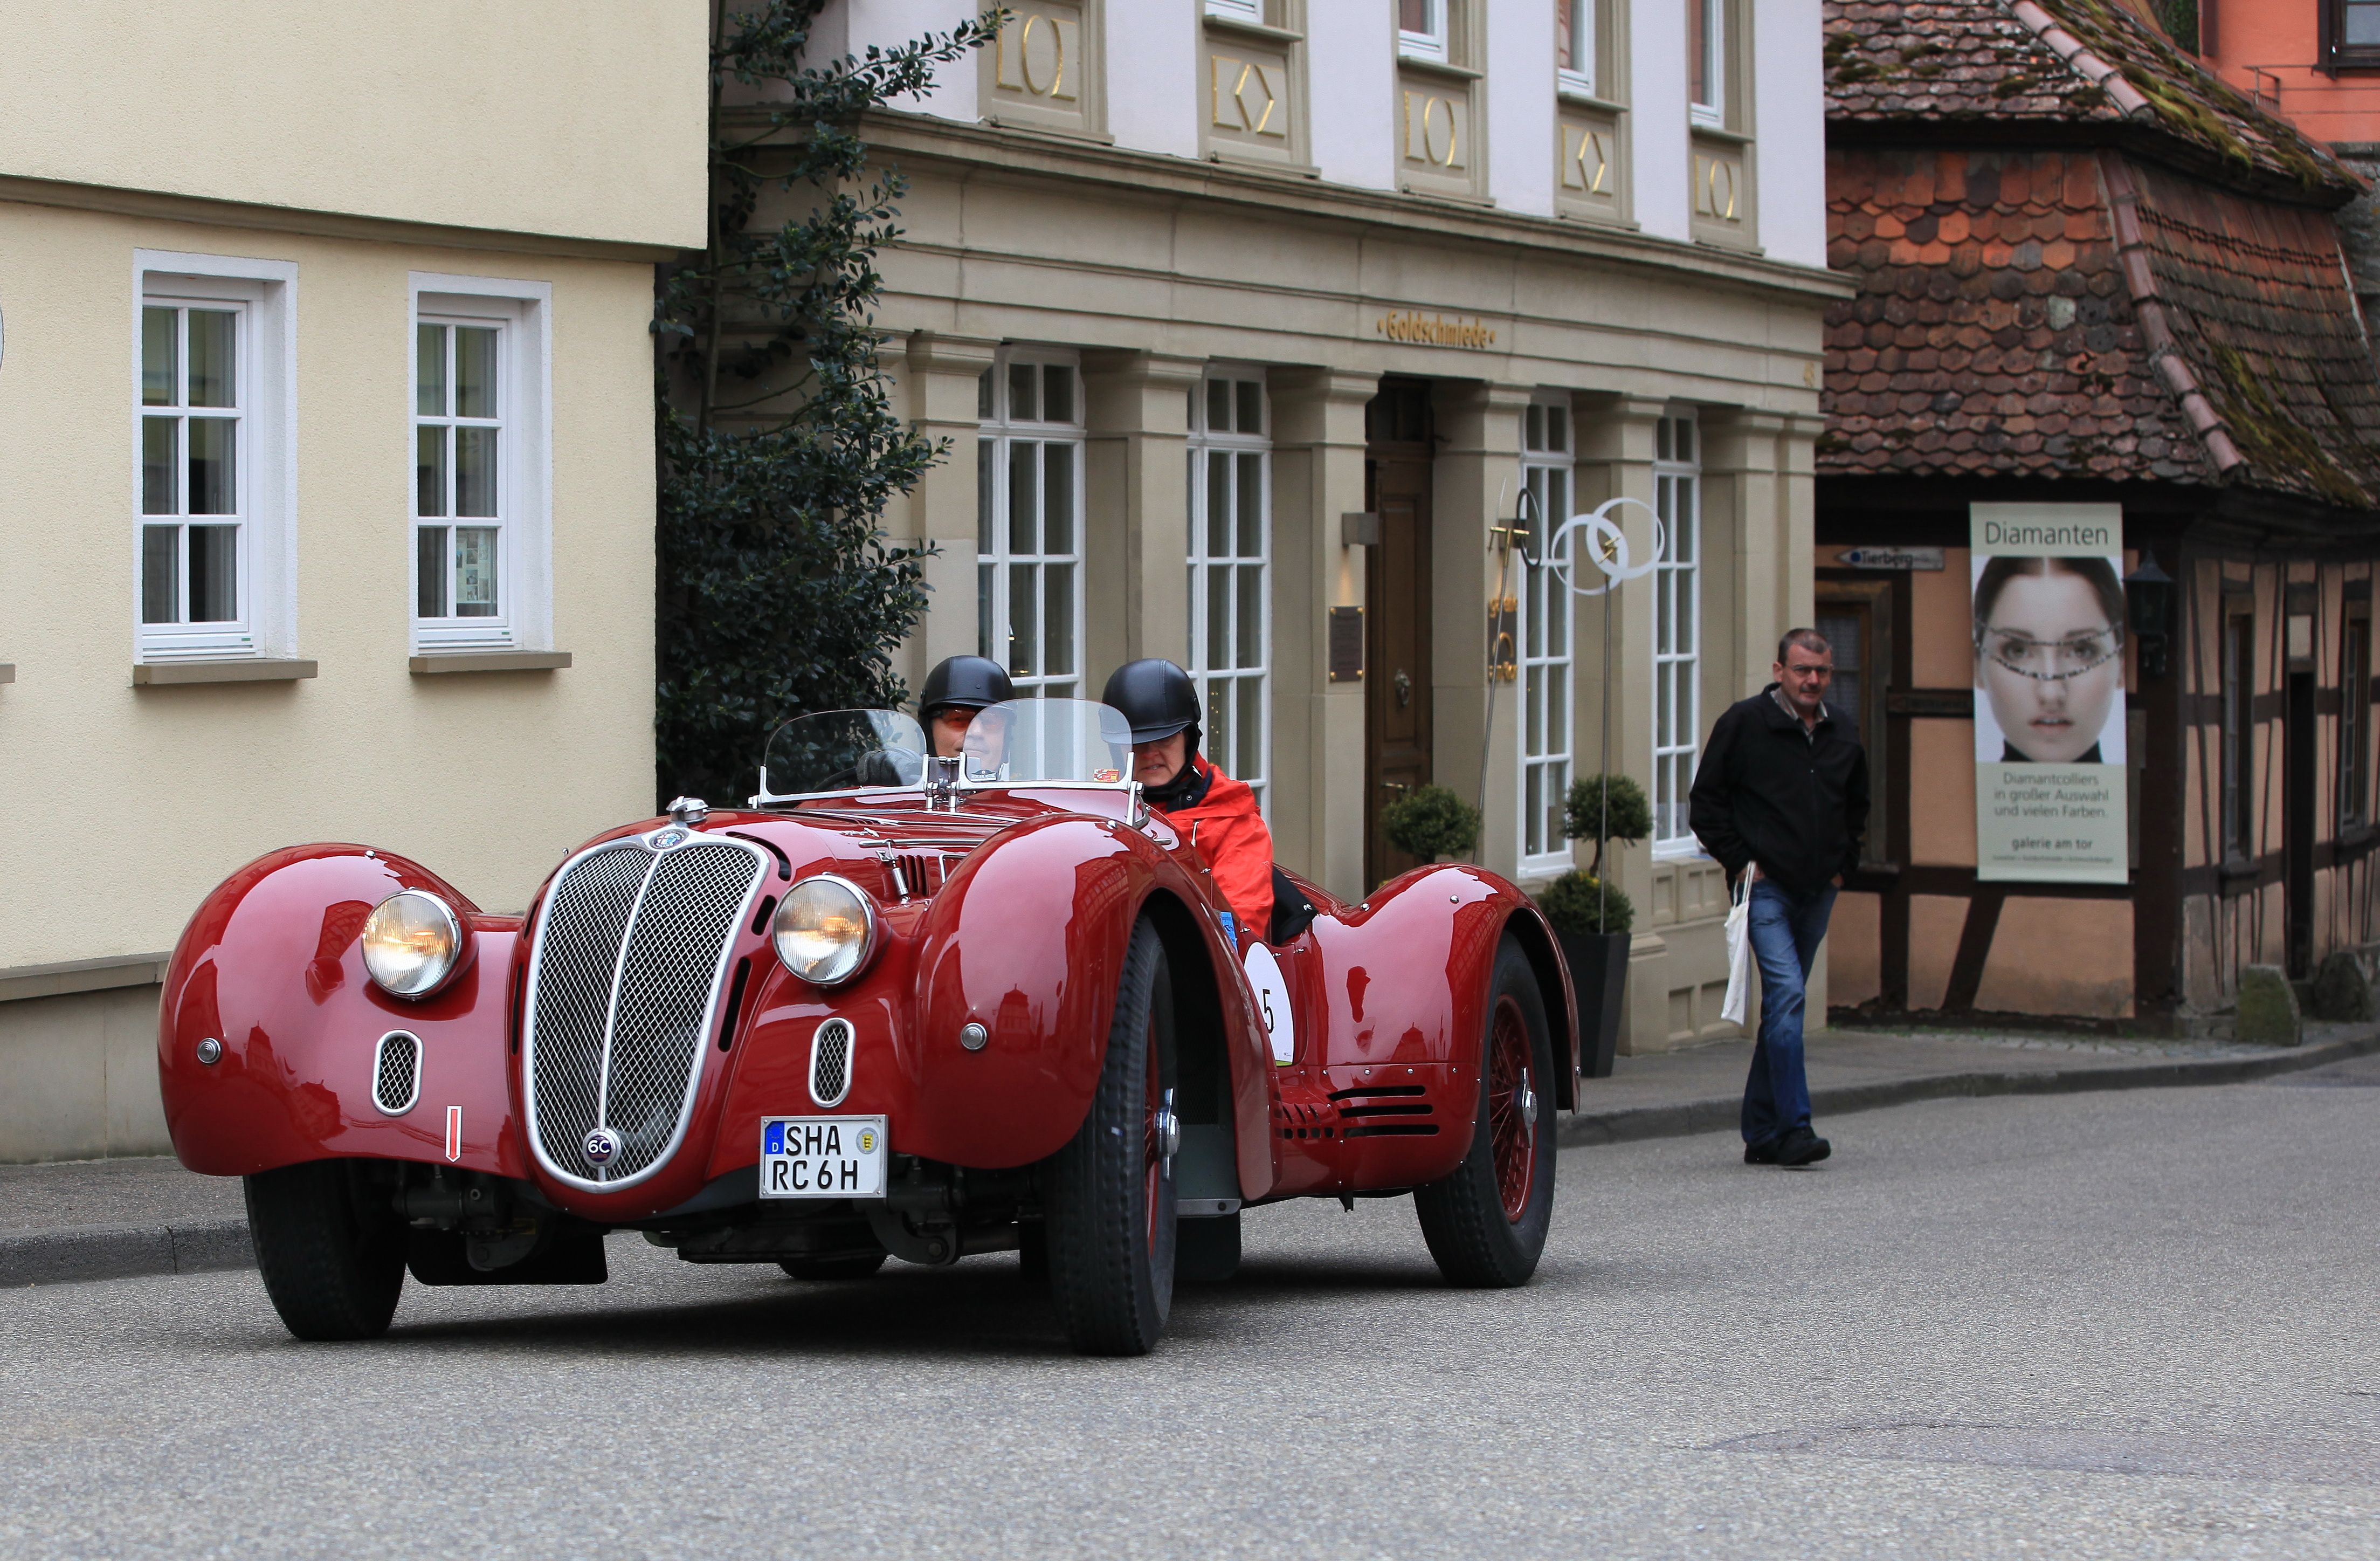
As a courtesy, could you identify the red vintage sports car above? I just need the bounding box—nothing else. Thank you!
[158,699,1579,1354]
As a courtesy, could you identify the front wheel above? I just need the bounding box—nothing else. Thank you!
[1044,915,1177,1354]
[244,1160,408,1340]
[1414,938,1557,1287]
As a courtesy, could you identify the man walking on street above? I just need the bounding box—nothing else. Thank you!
[1689,629,1869,1168]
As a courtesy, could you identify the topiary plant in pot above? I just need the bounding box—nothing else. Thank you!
[1382,783,1482,864]
[1545,773,1652,1078]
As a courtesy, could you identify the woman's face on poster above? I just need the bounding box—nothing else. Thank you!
[1976,567,2122,764]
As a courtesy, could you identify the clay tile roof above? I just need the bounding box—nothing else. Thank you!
[1825,0,2363,203]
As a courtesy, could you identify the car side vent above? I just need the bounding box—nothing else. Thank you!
[1334,1084,1437,1138]
[372,1030,422,1116]
[895,852,947,895]
[810,1017,855,1108]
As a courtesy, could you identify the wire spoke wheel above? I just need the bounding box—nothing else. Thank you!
[1486,996,1537,1223]
[1415,936,1557,1287]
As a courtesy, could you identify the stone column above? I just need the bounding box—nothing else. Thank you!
[895,332,1001,694]
[1431,380,1536,879]
[1270,367,1377,903]
[1573,392,1667,1053]
[1081,351,1204,684]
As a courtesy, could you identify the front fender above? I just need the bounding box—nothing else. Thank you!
[158,845,524,1180]
[900,813,1166,1167]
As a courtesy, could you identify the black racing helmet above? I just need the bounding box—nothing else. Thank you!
[919,655,1014,720]
[1101,658,1202,748]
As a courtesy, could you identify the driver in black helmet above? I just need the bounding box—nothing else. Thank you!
[917,655,1015,759]
[1101,658,1274,941]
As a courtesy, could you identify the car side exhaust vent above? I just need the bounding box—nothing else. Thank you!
[810,1017,855,1108]
[372,1030,422,1116]
[895,852,947,895]
[1333,1084,1438,1138]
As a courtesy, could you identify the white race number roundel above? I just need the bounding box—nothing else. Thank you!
[1243,943,1295,1066]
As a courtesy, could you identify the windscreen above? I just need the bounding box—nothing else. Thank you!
[957,699,1135,787]
[758,710,928,801]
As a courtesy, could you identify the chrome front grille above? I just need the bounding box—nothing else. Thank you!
[523,834,765,1189]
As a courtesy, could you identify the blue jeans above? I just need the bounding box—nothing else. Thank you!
[1742,877,1837,1149]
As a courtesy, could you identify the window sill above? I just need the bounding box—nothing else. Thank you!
[133,658,317,686]
[0,951,173,1005]
[1558,87,1628,114]
[1397,54,1483,82]
[1204,12,1301,44]
[1397,183,1496,209]
[409,650,572,675]
[1690,122,1755,146]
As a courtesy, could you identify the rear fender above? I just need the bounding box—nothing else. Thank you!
[158,845,523,1180]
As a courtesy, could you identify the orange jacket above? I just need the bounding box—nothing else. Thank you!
[1151,757,1274,940]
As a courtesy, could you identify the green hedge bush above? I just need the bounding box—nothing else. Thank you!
[1537,869,1634,937]
[1382,784,1482,861]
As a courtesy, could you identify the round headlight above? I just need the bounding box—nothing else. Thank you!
[772,876,878,986]
[361,890,463,999]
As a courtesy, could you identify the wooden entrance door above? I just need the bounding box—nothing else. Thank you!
[1365,383,1434,888]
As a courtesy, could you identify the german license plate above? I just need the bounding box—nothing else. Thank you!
[759,1116,887,1199]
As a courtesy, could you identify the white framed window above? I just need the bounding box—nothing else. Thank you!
[1652,413,1703,853]
[1520,396,1575,869]
[1558,0,1597,96]
[977,349,1085,698]
[133,251,296,662]
[1207,0,1263,18]
[1189,368,1271,807]
[1399,0,1450,61]
[1689,0,1725,126]
[410,274,552,652]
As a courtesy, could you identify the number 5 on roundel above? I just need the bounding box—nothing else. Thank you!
[1242,944,1296,1067]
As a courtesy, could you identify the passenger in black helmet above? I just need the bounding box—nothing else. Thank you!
[918,655,1015,759]
[1101,658,1274,939]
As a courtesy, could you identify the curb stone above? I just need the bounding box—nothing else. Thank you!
[1556,1027,2380,1149]
[6,1032,2376,1288]
[0,1218,251,1288]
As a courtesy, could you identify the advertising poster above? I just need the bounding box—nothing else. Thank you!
[1970,503,2129,884]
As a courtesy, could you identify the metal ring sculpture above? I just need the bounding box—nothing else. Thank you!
[1541,496,1666,597]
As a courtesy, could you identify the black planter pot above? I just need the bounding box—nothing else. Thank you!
[1555,930,1630,1078]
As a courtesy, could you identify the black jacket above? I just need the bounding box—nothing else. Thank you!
[1688,686,1869,894]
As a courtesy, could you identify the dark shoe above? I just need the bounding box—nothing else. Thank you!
[1743,1138,1780,1165]
[1776,1127,1831,1167]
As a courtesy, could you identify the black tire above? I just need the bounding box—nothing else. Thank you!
[1414,938,1557,1287]
[776,1252,887,1281]
[1177,1211,1241,1283]
[1045,915,1177,1354]
[243,1160,408,1341]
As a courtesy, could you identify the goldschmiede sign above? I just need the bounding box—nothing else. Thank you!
[1970,504,2129,884]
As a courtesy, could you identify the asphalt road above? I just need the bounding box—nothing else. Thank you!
[6,1057,2380,1560]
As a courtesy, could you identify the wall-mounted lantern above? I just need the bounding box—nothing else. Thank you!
[2124,548,2174,679]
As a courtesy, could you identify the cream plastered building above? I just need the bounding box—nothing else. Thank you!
[804,0,1845,1056]
[0,3,709,1160]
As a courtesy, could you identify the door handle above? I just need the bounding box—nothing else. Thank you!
[1393,669,1412,709]
[1381,781,1410,794]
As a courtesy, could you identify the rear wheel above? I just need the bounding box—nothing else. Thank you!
[1045,916,1177,1354]
[244,1160,408,1340]
[1414,938,1556,1287]
[776,1252,887,1281]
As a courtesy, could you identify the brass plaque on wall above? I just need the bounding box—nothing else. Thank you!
[1329,607,1365,682]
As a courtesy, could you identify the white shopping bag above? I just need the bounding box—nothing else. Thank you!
[1719,871,1753,1028]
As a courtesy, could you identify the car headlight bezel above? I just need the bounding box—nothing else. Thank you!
[361,889,466,1000]
[772,874,880,987]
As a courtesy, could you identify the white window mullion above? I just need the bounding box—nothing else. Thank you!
[1188,369,1271,809]
[1652,415,1703,854]
[977,349,1084,700]
[1520,397,1576,871]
